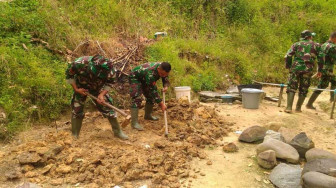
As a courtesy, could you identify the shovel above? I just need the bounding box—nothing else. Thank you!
[86,93,131,127]
[163,92,168,136]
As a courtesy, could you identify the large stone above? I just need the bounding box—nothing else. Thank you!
[257,150,277,169]
[222,142,238,153]
[239,125,266,143]
[306,148,336,162]
[269,163,302,188]
[264,130,285,142]
[302,171,336,188]
[257,138,299,163]
[289,132,314,158]
[278,127,297,143]
[17,152,42,165]
[302,158,336,176]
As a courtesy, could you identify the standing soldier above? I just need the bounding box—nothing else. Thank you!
[306,32,336,109]
[284,30,323,113]
[66,55,128,140]
[129,62,171,131]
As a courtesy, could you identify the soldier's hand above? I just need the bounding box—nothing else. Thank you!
[97,93,106,105]
[162,87,168,92]
[75,88,88,96]
[159,102,167,111]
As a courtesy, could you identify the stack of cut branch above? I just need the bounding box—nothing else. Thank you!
[113,46,138,76]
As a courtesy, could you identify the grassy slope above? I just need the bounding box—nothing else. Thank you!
[1,0,336,137]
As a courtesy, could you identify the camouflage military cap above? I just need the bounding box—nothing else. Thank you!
[301,30,316,39]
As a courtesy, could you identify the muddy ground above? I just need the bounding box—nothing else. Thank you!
[0,97,231,188]
[1,87,336,188]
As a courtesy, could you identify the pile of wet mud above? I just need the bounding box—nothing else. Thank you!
[0,98,231,187]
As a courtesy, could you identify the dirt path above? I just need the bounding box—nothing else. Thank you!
[184,87,336,188]
[1,87,336,188]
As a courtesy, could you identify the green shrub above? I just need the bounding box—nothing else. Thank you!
[224,0,254,25]
[2,0,336,139]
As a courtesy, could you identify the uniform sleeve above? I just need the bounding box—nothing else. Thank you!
[150,85,162,104]
[284,44,296,69]
[329,46,336,62]
[162,76,170,87]
[102,68,117,92]
[316,44,324,72]
[65,62,78,84]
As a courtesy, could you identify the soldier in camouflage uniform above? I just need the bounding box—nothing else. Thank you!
[284,30,323,113]
[306,32,336,109]
[65,55,128,140]
[129,62,171,131]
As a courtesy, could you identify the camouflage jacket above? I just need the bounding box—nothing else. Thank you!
[130,62,170,87]
[285,39,323,74]
[320,40,336,76]
[130,62,170,103]
[65,55,117,91]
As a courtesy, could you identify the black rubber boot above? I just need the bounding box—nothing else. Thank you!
[285,92,295,113]
[295,95,306,112]
[306,92,320,110]
[71,117,83,139]
[108,117,129,140]
[144,103,159,121]
[131,108,144,131]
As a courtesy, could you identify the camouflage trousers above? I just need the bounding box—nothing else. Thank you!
[71,90,116,119]
[286,72,312,96]
[314,75,336,94]
[129,78,156,108]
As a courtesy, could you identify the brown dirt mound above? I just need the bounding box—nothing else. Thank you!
[0,99,231,187]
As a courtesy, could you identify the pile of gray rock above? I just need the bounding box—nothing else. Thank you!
[238,124,336,188]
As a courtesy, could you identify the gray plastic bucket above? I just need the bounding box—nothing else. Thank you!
[241,88,264,109]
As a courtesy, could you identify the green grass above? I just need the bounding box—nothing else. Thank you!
[0,43,71,136]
